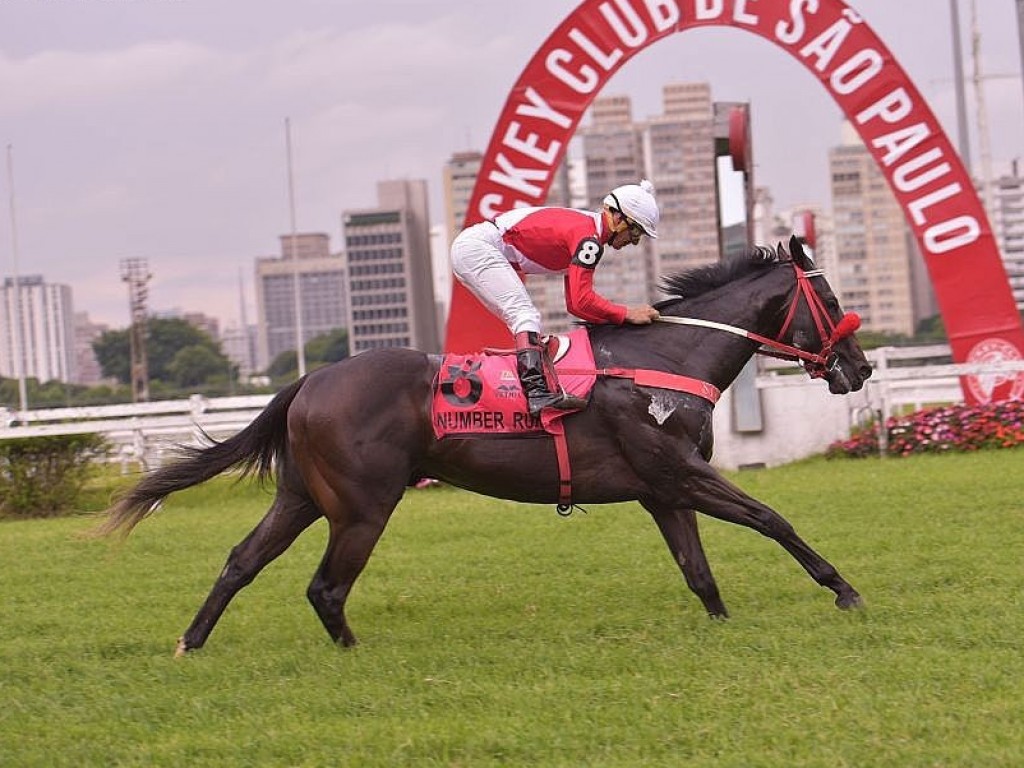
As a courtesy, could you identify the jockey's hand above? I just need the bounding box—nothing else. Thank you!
[624,305,660,325]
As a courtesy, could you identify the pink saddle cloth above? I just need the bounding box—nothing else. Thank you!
[432,328,596,438]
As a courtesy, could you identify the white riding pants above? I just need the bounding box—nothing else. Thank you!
[450,222,542,335]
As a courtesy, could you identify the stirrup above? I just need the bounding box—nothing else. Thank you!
[528,389,586,417]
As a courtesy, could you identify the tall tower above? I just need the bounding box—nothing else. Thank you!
[120,258,151,402]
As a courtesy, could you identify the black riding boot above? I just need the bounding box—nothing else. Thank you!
[515,332,587,417]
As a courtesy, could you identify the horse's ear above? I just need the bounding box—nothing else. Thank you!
[789,234,816,270]
[775,240,790,261]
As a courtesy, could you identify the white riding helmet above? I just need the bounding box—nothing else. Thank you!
[603,179,659,239]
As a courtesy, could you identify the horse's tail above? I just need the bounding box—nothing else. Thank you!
[94,377,307,538]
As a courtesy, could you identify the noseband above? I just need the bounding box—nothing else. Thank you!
[655,261,861,380]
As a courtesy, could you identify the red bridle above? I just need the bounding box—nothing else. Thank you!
[749,262,861,377]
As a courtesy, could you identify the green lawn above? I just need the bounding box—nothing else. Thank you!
[1,451,1021,767]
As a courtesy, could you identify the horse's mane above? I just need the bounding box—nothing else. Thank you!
[657,250,776,304]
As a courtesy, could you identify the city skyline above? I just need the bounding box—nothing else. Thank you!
[3,1,1023,330]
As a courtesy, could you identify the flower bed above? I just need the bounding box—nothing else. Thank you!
[826,399,1024,458]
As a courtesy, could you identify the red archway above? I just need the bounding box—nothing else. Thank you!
[445,0,1024,404]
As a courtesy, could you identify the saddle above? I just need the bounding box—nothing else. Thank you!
[431,329,596,439]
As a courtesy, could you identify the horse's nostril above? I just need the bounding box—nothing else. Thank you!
[860,364,873,380]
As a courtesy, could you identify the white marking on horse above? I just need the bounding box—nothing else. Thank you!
[647,392,678,425]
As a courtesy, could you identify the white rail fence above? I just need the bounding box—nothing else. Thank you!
[1,345,1022,470]
[0,394,273,471]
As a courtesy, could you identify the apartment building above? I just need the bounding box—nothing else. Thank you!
[343,179,440,354]
[0,274,75,384]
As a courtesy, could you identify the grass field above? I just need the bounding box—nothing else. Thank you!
[1,451,1022,767]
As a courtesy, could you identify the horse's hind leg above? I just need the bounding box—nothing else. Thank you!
[305,484,407,648]
[306,521,386,648]
[641,500,728,618]
[176,488,320,656]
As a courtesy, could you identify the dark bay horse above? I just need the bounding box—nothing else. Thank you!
[98,236,872,654]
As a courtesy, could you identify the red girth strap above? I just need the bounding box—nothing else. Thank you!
[548,422,574,512]
[549,367,721,509]
[559,367,722,404]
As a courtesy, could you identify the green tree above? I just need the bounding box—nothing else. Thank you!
[169,345,232,388]
[914,314,946,342]
[305,327,349,364]
[146,318,226,382]
[92,318,233,389]
[0,433,109,519]
[265,328,350,382]
[854,330,911,350]
[266,350,298,380]
[92,329,131,384]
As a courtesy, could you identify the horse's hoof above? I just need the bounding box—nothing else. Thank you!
[836,592,864,610]
[174,637,189,658]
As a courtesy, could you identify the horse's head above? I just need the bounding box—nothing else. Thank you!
[773,235,872,394]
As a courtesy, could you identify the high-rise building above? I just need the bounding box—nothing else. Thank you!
[442,150,483,247]
[429,223,452,337]
[343,179,439,354]
[579,93,653,327]
[440,151,484,340]
[0,275,75,383]
[646,83,722,278]
[255,232,348,371]
[829,124,936,335]
[220,323,258,379]
[988,160,1024,311]
[72,311,108,386]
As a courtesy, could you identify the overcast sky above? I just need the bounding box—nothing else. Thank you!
[3,0,1023,330]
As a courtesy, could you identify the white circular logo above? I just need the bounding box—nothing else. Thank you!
[965,338,1024,404]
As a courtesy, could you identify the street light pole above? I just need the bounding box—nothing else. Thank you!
[949,0,972,172]
[285,118,307,378]
[1017,1,1024,130]
[5,144,28,415]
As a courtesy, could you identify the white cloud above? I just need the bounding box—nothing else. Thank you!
[0,41,238,115]
[263,17,515,99]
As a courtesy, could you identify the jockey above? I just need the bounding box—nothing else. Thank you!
[451,179,662,417]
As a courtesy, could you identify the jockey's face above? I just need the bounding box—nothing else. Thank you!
[607,211,642,249]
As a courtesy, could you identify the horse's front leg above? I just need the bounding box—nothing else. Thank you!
[683,463,862,610]
[640,499,728,618]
